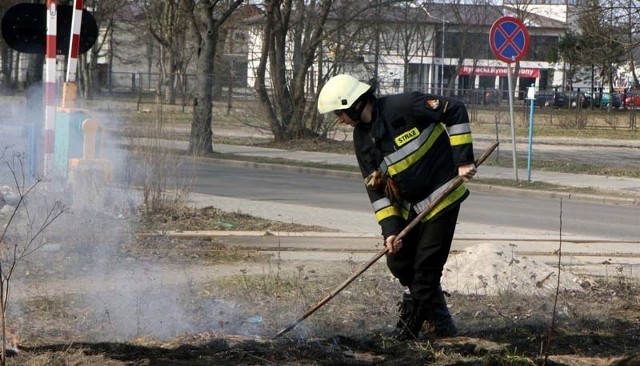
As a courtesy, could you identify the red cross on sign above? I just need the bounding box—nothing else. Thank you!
[489,16,530,63]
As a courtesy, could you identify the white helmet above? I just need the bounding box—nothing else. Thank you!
[317,74,373,113]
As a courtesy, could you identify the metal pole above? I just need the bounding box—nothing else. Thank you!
[65,0,83,84]
[441,18,445,95]
[507,63,519,181]
[527,90,535,182]
[44,0,57,179]
[420,6,446,95]
[62,0,83,109]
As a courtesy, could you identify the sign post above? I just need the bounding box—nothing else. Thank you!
[489,16,530,181]
[526,85,535,182]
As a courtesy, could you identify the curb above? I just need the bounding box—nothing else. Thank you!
[140,230,379,238]
[473,134,640,149]
[467,183,640,206]
[206,156,640,206]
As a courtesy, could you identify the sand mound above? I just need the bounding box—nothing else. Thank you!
[442,242,586,296]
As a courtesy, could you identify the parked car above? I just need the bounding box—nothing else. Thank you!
[606,92,623,109]
[588,92,622,109]
[534,92,553,107]
[624,91,640,108]
[534,91,567,108]
[566,91,591,109]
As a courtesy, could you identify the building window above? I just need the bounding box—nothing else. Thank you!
[526,35,558,61]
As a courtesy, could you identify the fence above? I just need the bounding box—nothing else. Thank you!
[99,73,638,130]
[98,72,540,103]
[101,72,256,105]
[1,69,637,131]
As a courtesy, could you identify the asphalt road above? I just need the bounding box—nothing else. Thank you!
[189,159,640,242]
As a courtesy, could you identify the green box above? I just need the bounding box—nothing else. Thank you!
[54,111,89,179]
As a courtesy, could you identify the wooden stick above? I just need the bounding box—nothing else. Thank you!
[273,141,499,339]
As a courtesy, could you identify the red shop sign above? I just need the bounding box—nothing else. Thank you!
[458,66,539,78]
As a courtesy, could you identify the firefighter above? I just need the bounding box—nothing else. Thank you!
[317,74,477,340]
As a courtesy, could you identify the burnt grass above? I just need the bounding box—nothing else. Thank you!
[5,207,640,365]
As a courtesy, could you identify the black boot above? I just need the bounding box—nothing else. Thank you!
[393,293,426,340]
[425,289,457,338]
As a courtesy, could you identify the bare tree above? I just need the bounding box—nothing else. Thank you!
[138,0,195,104]
[254,0,332,142]
[593,0,634,90]
[556,0,628,92]
[618,0,640,88]
[375,2,433,93]
[0,153,66,365]
[255,0,420,141]
[188,0,244,154]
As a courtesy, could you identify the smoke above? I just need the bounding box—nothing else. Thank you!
[1,89,243,343]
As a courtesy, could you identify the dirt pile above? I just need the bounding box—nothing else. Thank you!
[442,242,587,296]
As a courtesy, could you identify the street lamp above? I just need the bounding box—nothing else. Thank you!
[421,6,447,95]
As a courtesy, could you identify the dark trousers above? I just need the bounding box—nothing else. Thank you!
[386,204,460,302]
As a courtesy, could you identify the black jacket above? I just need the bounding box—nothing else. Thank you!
[353,92,475,238]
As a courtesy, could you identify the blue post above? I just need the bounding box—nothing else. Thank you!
[527,86,535,182]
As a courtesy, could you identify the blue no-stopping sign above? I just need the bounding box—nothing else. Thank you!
[489,16,530,63]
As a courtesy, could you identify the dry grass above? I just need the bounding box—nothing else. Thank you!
[5,205,639,365]
[137,205,331,233]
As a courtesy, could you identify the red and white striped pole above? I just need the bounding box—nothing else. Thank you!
[65,0,82,84]
[44,0,58,178]
[62,0,83,108]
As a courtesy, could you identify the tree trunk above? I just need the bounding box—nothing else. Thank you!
[25,54,44,89]
[189,8,217,155]
[162,49,177,105]
[0,47,11,94]
[12,53,19,91]
[255,0,287,142]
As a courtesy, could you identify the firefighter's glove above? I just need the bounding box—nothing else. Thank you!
[384,178,402,205]
[365,170,402,204]
[364,170,385,189]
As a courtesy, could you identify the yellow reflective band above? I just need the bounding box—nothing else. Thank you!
[394,127,420,147]
[421,183,468,222]
[387,124,444,176]
[449,133,472,146]
[375,206,402,222]
[401,206,410,219]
